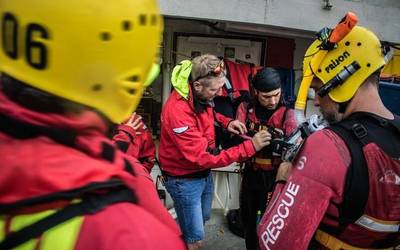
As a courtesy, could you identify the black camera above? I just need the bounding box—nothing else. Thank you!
[270,115,328,162]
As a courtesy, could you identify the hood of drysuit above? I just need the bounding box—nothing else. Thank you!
[171,60,192,100]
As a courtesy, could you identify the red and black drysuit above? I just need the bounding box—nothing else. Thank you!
[0,89,185,250]
[112,122,156,173]
[257,112,400,249]
[236,101,297,250]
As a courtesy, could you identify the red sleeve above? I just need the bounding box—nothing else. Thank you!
[235,101,248,124]
[137,131,156,173]
[282,109,297,135]
[112,125,137,153]
[168,109,256,169]
[214,111,233,129]
[268,107,297,135]
[257,130,349,249]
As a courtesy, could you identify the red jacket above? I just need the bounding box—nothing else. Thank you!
[159,88,256,176]
[219,60,252,99]
[257,129,400,249]
[0,91,185,250]
[113,123,156,173]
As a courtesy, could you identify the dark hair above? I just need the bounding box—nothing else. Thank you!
[252,67,281,92]
[1,73,83,114]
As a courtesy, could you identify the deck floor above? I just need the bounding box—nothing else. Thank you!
[203,209,246,250]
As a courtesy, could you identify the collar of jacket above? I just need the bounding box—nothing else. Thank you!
[0,89,108,136]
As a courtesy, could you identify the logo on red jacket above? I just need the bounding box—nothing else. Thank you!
[296,156,307,170]
[173,126,189,134]
[379,170,400,185]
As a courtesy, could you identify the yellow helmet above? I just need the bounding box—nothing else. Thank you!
[303,26,385,103]
[0,0,163,123]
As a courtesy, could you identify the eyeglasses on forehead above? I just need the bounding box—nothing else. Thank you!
[193,60,225,82]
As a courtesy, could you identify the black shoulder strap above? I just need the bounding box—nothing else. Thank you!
[0,180,126,214]
[351,113,400,158]
[0,188,136,250]
[328,112,400,224]
[223,63,235,102]
[329,121,369,224]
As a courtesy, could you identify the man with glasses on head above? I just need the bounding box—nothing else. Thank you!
[159,54,272,249]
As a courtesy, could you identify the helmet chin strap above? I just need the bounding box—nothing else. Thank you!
[338,101,350,114]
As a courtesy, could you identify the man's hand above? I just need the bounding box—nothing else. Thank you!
[123,112,145,136]
[251,130,271,151]
[227,120,248,135]
[276,162,292,182]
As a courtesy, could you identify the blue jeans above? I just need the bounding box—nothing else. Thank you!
[164,173,214,243]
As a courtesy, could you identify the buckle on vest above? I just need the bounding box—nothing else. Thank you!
[351,123,367,139]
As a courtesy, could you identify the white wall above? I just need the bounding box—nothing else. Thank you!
[161,19,267,104]
[161,19,315,104]
[175,36,263,65]
[159,0,400,43]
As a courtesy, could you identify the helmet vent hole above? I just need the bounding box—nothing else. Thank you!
[127,89,136,95]
[122,21,131,31]
[92,84,103,91]
[357,42,362,46]
[345,41,350,46]
[100,32,112,41]
[151,15,157,25]
[139,14,147,25]
[367,63,371,67]
[129,75,140,82]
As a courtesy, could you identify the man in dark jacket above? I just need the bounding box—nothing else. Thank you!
[235,67,297,250]
[160,54,272,249]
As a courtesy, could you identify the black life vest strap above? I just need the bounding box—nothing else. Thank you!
[0,188,136,250]
[328,122,369,224]
[0,179,126,214]
[328,112,400,225]
[223,61,235,102]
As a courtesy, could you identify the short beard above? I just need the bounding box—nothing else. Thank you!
[265,103,278,110]
[320,108,341,124]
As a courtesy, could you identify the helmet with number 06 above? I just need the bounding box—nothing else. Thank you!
[0,0,163,123]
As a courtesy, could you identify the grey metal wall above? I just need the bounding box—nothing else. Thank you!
[159,0,400,43]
